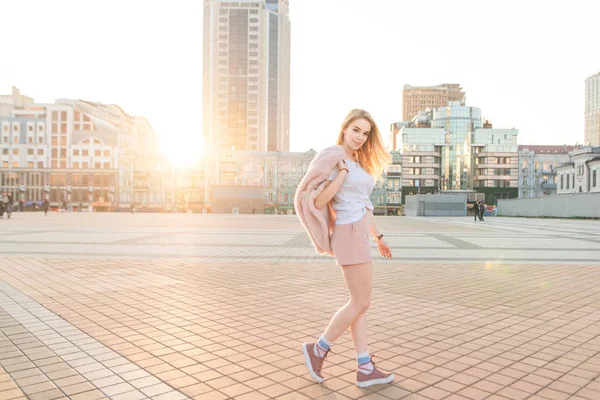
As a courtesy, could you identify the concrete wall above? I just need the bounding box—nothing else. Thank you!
[405,195,467,216]
[211,186,265,214]
[498,193,600,218]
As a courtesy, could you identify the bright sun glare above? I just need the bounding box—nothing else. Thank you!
[160,134,204,169]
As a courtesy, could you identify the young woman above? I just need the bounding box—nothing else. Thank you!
[302,109,394,388]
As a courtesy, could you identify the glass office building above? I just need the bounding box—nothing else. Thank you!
[402,102,519,204]
[431,104,483,190]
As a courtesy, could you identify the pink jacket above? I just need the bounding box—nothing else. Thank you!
[294,145,346,256]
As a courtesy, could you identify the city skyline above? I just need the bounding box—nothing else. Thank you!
[1,0,599,162]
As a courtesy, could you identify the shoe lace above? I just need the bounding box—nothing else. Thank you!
[367,355,379,373]
[318,349,331,370]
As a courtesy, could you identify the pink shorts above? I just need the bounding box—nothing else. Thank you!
[330,211,373,266]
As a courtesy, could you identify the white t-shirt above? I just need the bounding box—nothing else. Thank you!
[327,159,375,225]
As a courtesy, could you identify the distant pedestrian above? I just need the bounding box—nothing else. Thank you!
[130,202,135,214]
[6,193,12,219]
[473,202,479,222]
[478,201,485,221]
[0,193,8,219]
[42,198,49,216]
[19,199,24,212]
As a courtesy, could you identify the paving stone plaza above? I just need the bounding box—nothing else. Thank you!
[1,213,600,399]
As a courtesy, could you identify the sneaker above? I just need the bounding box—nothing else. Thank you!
[356,356,394,388]
[302,342,328,383]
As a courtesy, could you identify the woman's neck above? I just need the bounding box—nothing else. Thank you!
[342,144,357,161]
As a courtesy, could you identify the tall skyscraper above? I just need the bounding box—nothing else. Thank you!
[402,83,465,121]
[203,0,291,154]
[585,71,600,146]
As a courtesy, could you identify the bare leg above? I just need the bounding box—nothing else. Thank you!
[350,311,368,354]
[321,262,372,343]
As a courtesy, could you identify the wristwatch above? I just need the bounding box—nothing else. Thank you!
[374,234,384,243]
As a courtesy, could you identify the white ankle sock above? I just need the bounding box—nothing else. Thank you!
[357,352,373,374]
[313,336,332,358]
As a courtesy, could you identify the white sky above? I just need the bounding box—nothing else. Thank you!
[2,0,599,161]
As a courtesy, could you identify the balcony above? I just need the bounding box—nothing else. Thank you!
[541,182,557,190]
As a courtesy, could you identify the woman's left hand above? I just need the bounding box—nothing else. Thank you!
[377,239,392,259]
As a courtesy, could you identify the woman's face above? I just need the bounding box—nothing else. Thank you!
[343,118,371,152]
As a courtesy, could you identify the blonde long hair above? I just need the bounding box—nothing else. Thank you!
[336,109,391,180]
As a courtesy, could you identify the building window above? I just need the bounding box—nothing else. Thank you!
[594,170,597,187]
[566,174,570,189]
[73,149,80,156]
[28,137,33,143]
[38,137,44,143]
[38,149,43,155]
[82,150,89,156]
[28,149,34,155]
[12,149,18,155]
[559,175,562,190]
[73,162,79,169]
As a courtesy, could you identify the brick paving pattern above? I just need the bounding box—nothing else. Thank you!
[0,213,599,399]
